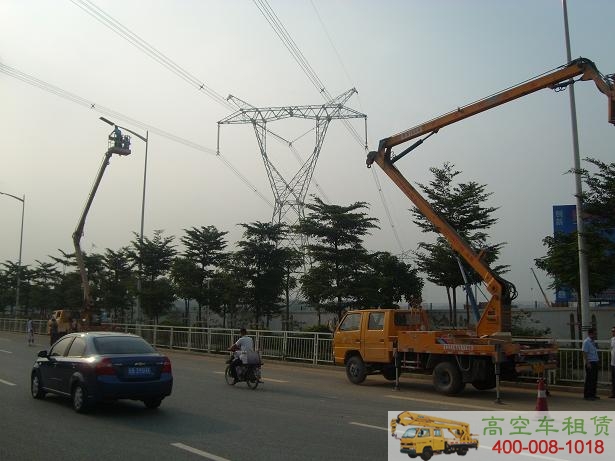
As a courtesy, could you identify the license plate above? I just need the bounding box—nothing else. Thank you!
[128,366,152,376]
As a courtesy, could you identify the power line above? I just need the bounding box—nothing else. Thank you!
[70,0,234,111]
[0,61,273,208]
[70,0,334,204]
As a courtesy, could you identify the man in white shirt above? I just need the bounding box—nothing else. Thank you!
[610,326,615,398]
[228,328,254,383]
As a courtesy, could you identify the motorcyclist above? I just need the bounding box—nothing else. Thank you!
[227,328,254,384]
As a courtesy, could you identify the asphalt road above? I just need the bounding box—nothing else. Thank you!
[0,331,612,461]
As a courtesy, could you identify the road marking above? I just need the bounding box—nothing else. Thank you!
[350,422,387,431]
[212,371,288,383]
[171,443,231,461]
[386,394,502,411]
[0,378,16,386]
[0,349,12,354]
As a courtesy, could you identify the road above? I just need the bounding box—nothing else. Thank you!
[0,331,611,461]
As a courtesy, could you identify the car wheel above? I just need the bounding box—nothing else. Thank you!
[346,356,367,384]
[31,373,45,399]
[144,397,163,409]
[72,384,90,413]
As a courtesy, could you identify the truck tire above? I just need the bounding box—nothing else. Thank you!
[432,361,465,395]
[420,446,433,461]
[346,355,367,384]
[382,365,397,381]
[456,448,468,456]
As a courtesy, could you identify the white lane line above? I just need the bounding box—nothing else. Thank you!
[0,349,12,354]
[386,394,500,411]
[212,371,288,383]
[350,422,387,431]
[171,442,231,461]
[0,378,17,386]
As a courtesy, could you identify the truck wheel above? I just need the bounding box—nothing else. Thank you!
[433,362,465,394]
[456,448,468,456]
[382,366,397,381]
[420,446,433,461]
[346,356,367,384]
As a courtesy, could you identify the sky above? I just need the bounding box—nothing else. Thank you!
[1,0,613,307]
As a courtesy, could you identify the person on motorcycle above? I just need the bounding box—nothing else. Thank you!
[227,328,255,384]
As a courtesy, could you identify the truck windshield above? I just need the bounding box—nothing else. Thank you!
[402,428,417,438]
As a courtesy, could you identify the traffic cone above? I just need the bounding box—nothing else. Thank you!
[535,378,549,412]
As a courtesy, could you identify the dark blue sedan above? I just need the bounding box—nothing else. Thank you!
[31,331,173,413]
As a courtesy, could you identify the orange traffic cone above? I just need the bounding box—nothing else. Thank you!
[535,378,549,412]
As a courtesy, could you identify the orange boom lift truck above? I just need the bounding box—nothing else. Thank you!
[333,58,614,394]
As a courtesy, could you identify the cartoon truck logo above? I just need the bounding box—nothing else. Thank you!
[391,412,479,460]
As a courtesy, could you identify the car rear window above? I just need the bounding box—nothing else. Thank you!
[93,336,155,354]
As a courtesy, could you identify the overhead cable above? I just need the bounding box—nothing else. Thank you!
[0,61,273,208]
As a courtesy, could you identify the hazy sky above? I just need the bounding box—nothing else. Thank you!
[1,0,613,306]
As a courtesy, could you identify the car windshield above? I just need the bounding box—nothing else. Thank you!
[93,336,156,355]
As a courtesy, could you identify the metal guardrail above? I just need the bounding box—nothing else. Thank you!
[1,318,611,385]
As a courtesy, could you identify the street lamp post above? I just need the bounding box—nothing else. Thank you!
[562,0,590,335]
[0,191,25,316]
[99,117,148,325]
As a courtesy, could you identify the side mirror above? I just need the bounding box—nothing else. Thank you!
[37,350,48,358]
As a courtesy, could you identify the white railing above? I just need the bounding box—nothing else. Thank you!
[1,318,610,385]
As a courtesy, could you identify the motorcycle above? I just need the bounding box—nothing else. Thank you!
[225,350,262,390]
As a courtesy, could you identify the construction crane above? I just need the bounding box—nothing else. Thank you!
[73,118,131,327]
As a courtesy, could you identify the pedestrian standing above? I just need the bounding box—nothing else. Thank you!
[26,318,34,346]
[49,316,58,346]
[610,326,615,398]
[582,327,600,400]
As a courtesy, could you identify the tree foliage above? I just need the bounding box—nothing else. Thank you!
[412,162,507,322]
[297,196,379,321]
[536,158,615,301]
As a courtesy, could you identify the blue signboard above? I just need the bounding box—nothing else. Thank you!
[553,205,576,234]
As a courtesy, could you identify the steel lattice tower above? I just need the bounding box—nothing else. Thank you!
[217,88,367,238]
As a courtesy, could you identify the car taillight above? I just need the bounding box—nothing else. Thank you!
[95,358,116,376]
[161,357,172,373]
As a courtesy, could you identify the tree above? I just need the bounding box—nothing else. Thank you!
[128,230,177,323]
[29,260,62,318]
[235,221,288,326]
[180,226,228,324]
[535,158,615,311]
[170,257,200,325]
[354,251,423,308]
[99,248,133,322]
[297,196,379,321]
[412,162,507,324]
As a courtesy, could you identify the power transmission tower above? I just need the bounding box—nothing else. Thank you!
[217,89,366,240]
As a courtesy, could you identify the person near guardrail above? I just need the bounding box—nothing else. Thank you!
[227,328,256,384]
[26,318,34,346]
[582,328,600,401]
[610,326,615,398]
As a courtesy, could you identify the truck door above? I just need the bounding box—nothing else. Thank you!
[333,312,362,364]
[362,311,388,362]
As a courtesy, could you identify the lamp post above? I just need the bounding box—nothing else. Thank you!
[99,117,148,324]
[562,0,590,335]
[0,191,25,316]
